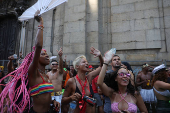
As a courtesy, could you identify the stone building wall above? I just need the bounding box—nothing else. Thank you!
[24,0,170,70]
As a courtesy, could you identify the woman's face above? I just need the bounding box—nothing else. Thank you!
[39,50,50,65]
[77,58,89,72]
[115,68,131,86]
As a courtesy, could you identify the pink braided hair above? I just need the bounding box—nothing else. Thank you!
[0,47,46,112]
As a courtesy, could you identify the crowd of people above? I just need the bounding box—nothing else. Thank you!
[0,11,170,113]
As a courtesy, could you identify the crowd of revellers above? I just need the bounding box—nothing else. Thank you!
[0,11,170,113]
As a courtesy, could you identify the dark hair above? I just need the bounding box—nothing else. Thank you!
[51,60,58,63]
[122,62,133,73]
[104,68,135,96]
[112,55,120,58]
[151,70,168,86]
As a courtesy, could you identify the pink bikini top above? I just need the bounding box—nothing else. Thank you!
[111,92,137,113]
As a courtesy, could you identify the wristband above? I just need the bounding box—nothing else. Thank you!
[38,25,44,28]
[103,63,108,66]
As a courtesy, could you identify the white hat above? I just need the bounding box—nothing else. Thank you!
[152,64,166,74]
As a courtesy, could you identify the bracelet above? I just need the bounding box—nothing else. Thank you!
[38,26,44,30]
[38,25,44,28]
[103,63,108,66]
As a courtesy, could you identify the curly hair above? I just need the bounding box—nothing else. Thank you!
[104,68,135,96]
[151,70,168,87]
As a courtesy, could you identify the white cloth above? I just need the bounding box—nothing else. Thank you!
[152,64,166,74]
[140,89,157,103]
[52,94,62,113]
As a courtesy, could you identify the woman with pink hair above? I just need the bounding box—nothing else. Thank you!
[0,11,59,113]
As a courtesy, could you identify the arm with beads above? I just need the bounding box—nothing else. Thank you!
[28,10,44,78]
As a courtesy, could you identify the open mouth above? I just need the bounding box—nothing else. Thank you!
[122,79,128,82]
[85,65,89,68]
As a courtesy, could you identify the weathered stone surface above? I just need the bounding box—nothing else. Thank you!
[135,0,158,11]
[111,3,135,14]
[126,54,156,61]
[112,21,130,33]
[64,21,85,33]
[23,0,170,64]
[119,0,144,5]
[111,0,119,6]
[146,29,161,41]
[112,31,146,43]
[144,9,159,18]
[164,16,170,28]
[134,18,154,30]
[163,0,170,8]
[86,21,98,32]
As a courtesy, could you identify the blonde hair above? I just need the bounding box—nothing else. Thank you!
[73,55,86,71]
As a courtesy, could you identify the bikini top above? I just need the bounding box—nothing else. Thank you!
[111,92,137,113]
[30,75,54,96]
[153,87,170,97]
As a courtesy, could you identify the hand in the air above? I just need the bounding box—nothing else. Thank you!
[57,48,63,58]
[103,50,114,64]
[34,10,43,22]
[90,47,101,58]
[8,55,15,60]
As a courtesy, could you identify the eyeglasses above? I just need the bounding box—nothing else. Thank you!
[52,64,58,66]
[118,72,131,77]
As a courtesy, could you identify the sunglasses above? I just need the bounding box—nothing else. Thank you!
[52,64,58,66]
[118,72,131,77]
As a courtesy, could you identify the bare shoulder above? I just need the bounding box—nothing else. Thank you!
[137,71,142,77]
[66,77,75,85]
[155,80,165,85]
[134,91,141,100]
[65,78,75,90]
[46,71,50,76]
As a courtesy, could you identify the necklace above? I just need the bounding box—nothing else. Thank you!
[50,71,56,76]
[119,91,127,97]
[38,69,45,74]
[38,69,50,82]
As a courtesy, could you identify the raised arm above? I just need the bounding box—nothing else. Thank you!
[97,50,114,97]
[87,47,103,83]
[57,48,63,74]
[28,10,43,78]
[63,55,68,68]
[7,55,15,74]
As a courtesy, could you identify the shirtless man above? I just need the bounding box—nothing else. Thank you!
[47,48,63,113]
[136,63,156,113]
